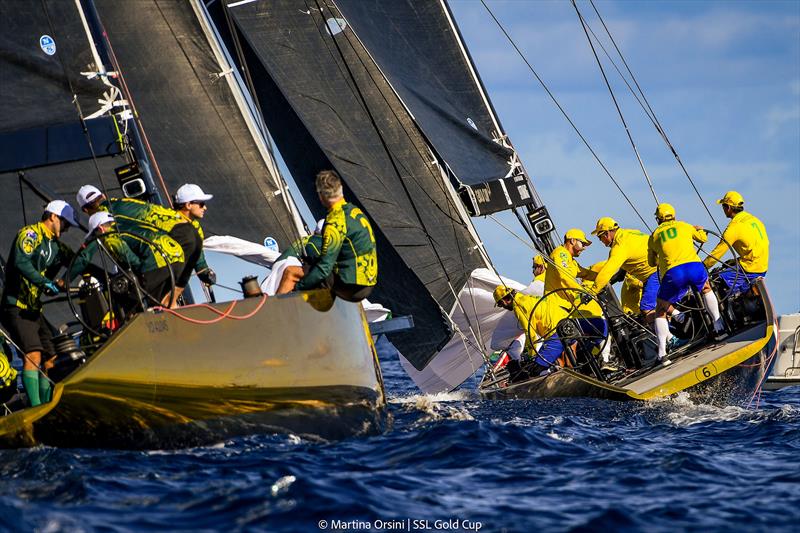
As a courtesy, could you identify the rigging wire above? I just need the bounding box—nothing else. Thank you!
[571,0,659,206]
[39,0,112,200]
[478,0,652,232]
[315,0,500,373]
[587,0,723,234]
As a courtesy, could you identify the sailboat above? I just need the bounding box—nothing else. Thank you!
[207,0,778,405]
[0,0,384,448]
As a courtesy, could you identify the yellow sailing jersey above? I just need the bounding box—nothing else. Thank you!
[620,275,643,315]
[510,292,569,352]
[703,211,769,273]
[593,228,656,292]
[544,245,602,317]
[648,220,707,277]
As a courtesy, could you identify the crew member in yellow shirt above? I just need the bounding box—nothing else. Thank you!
[544,229,607,351]
[701,191,769,295]
[494,285,568,380]
[648,203,724,362]
[525,254,548,297]
[589,217,660,319]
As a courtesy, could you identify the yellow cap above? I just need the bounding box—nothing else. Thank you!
[565,228,591,246]
[717,190,744,208]
[532,255,546,267]
[493,285,514,306]
[655,203,676,222]
[591,216,619,236]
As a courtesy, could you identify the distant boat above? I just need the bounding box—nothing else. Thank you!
[0,0,384,448]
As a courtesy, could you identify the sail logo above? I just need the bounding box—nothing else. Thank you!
[263,236,279,252]
[39,35,56,56]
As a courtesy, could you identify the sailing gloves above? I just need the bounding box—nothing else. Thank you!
[197,268,217,286]
[43,280,60,296]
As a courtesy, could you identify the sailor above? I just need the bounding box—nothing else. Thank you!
[702,191,769,295]
[523,254,547,297]
[620,274,644,316]
[493,285,568,380]
[266,219,325,296]
[589,217,660,319]
[295,170,378,302]
[0,200,78,406]
[545,229,608,349]
[647,203,725,363]
[76,185,187,306]
[72,212,185,308]
[170,184,217,297]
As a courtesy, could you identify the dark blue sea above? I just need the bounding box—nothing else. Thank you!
[1,340,799,532]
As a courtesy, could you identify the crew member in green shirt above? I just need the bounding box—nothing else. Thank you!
[0,200,78,406]
[295,170,377,302]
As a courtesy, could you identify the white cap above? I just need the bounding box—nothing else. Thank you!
[314,218,326,235]
[175,184,213,204]
[77,184,103,208]
[86,211,115,240]
[44,200,78,227]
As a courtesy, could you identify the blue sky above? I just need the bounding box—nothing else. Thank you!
[206,0,799,315]
[452,0,800,314]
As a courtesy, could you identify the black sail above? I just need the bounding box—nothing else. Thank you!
[223,0,486,367]
[335,0,513,187]
[91,0,300,247]
[0,0,120,244]
[336,0,541,217]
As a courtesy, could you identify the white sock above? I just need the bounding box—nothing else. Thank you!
[671,310,685,323]
[601,336,612,363]
[655,317,670,359]
[702,291,724,331]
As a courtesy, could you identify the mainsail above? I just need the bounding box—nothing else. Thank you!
[0,0,123,259]
[219,0,491,367]
[335,0,542,217]
[91,0,303,247]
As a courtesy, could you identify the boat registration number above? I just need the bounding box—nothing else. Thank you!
[146,320,169,334]
[694,363,718,382]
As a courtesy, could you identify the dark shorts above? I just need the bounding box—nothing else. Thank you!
[657,262,708,304]
[0,306,55,356]
[719,268,765,296]
[639,272,660,312]
[169,224,202,288]
[332,279,374,303]
[140,264,181,305]
[534,334,563,367]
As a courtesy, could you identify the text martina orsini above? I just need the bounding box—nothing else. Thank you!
[318,518,483,531]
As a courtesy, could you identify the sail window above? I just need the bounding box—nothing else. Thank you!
[325,18,347,36]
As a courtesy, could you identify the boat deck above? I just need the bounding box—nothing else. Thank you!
[615,323,766,396]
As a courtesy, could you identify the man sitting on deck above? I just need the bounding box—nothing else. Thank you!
[0,201,78,406]
[647,203,725,364]
[493,285,569,382]
[701,191,769,296]
[294,170,377,302]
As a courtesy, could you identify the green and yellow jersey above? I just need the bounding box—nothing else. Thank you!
[703,211,769,273]
[277,234,323,263]
[593,228,656,292]
[296,199,377,290]
[72,224,184,277]
[2,222,73,312]
[648,220,707,277]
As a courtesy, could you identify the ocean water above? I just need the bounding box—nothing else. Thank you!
[1,345,799,532]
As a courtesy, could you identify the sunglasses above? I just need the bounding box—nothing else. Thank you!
[192,201,207,208]
[57,216,71,229]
